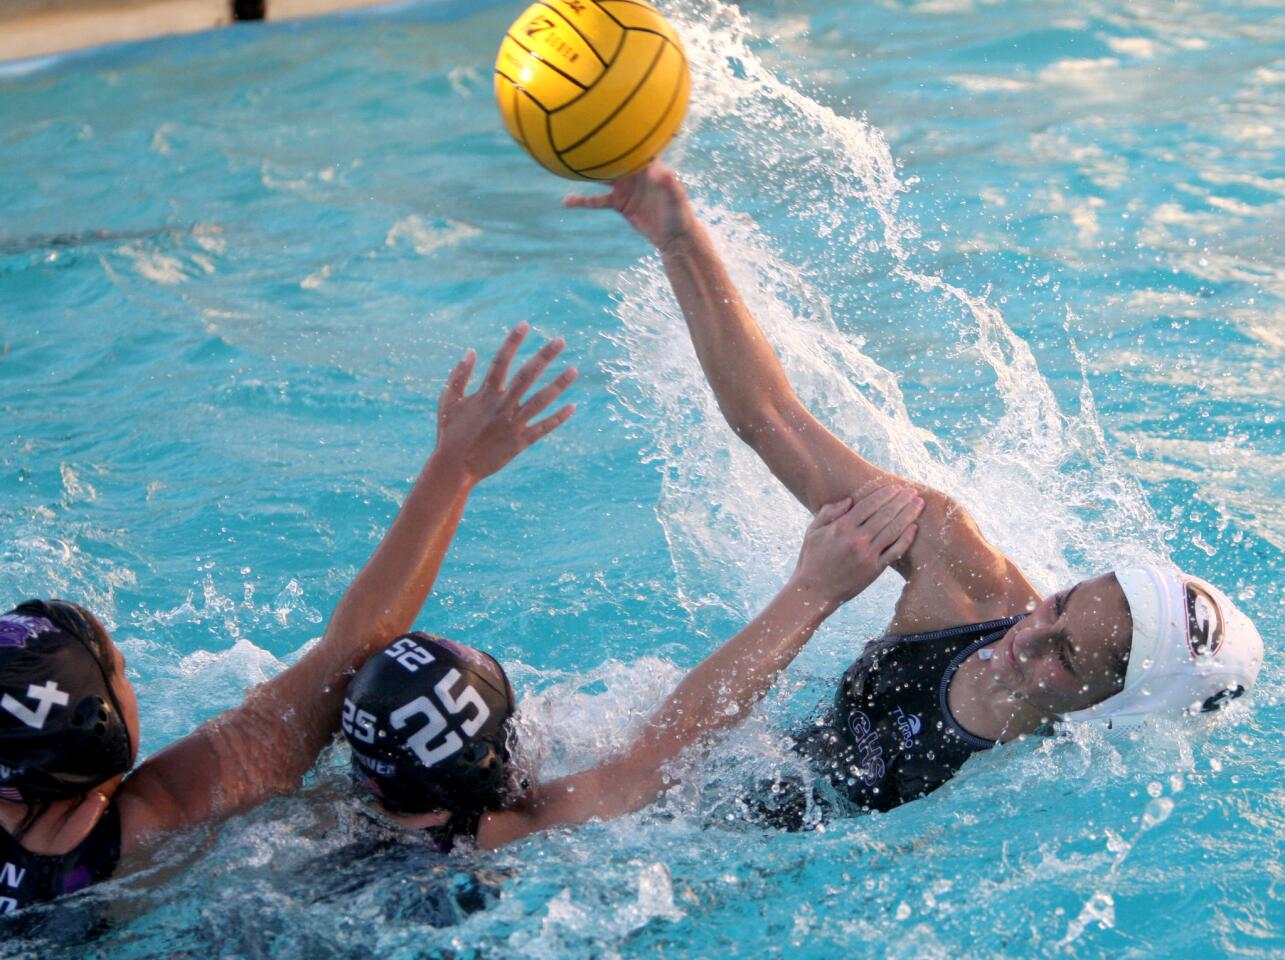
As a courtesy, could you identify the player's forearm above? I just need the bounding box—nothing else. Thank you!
[641,577,836,754]
[270,450,476,770]
[549,581,835,830]
[122,456,478,840]
[485,589,830,846]
[660,220,799,438]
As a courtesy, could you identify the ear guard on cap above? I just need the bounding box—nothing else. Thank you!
[342,633,516,816]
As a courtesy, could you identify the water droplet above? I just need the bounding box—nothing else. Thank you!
[1141,797,1174,830]
[1105,828,1129,855]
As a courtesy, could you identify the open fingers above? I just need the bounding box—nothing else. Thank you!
[516,366,578,422]
[483,322,530,392]
[441,348,477,404]
[521,403,575,447]
[505,337,565,406]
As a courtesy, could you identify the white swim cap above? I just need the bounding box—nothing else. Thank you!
[1061,564,1263,725]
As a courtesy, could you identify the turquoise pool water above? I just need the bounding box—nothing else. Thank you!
[1,0,1281,956]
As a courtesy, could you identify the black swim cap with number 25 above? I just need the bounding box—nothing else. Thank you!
[342,633,515,815]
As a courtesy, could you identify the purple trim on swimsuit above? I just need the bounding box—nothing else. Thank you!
[61,865,93,894]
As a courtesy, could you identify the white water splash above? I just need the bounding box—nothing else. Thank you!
[508,657,682,783]
[1056,890,1116,949]
[385,214,481,256]
[118,242,190,285]
[606,0,1164,625]
[510,861,685,958]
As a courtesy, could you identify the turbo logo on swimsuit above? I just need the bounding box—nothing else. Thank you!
[892,706,921,751]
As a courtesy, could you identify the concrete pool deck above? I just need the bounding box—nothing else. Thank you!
[0,0,407,64]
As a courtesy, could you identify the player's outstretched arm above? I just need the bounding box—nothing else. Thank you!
[479,485,922,848]
[116,325,577,853]
[566,165,1036,628]
[566,164,896,510]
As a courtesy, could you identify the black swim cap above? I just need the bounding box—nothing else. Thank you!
[0,600,133,803]
[342,633,516,816]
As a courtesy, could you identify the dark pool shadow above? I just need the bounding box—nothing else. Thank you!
[0,227,187,256]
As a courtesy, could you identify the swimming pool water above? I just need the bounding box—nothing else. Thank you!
[1,0,1281,956]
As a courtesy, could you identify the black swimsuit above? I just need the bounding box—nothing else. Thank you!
[0,802,121,915]
[795,617,1021,815]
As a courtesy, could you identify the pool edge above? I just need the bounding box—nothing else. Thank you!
[0,0,508,69]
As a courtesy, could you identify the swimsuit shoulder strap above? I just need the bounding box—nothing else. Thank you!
[882,616,1023,645]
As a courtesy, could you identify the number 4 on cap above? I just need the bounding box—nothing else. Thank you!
[1,681,70,730]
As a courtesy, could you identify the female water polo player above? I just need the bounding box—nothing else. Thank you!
[342,485,922,847]
[0,324,575,911]
[563,164,1265,815]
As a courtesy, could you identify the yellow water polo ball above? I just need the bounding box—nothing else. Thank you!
[494,0,690,181]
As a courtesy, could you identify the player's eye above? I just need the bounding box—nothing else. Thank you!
[1054,634,1077,675]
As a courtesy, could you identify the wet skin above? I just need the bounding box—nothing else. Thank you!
[949,573,1133,742]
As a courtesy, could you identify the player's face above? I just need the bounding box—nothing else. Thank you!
[990,573,1132,717]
